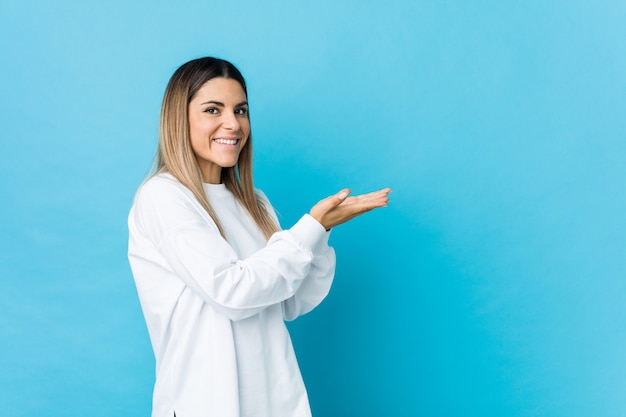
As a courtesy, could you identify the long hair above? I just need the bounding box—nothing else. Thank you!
[155,57,279,240]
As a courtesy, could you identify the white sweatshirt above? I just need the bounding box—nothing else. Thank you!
[128,173,336,417]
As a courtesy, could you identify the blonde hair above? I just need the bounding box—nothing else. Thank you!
[154,57,279,240]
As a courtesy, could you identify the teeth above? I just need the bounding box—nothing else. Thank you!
[214,138,238,145]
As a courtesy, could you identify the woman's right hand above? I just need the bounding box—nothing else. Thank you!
[309,188,392,230]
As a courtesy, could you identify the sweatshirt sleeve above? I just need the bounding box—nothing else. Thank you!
[281,245,336,321]
[255,191,336,321]
[129,177,331,322]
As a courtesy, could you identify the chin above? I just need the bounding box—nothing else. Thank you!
[220,161,239,168]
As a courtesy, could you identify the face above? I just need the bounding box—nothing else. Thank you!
[188,77,250,183]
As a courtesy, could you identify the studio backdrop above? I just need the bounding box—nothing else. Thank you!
[1,1,625,416]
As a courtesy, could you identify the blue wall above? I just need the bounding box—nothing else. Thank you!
[1,1,625,416]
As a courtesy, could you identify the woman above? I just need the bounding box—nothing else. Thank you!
[128,57,391,417]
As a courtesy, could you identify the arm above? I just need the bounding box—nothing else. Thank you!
[130,177,330,322]
[281,246,336,321]
[255,192,338,321]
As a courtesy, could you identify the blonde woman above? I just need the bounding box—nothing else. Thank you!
[128,57,391,417]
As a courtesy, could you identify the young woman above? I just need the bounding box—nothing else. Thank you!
[128,57,391,417]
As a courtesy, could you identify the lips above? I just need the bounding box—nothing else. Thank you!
[213,137,239,145]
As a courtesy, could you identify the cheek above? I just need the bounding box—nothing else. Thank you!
[241,121,251,148]
[242,119,251,138]
[188,127,210,157]
[189,119,215,146]
[188,130,201,152]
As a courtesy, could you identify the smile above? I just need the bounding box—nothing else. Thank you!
[213,138,239,145]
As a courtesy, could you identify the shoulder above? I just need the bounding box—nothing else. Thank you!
[133,173,196,206]
[138,172,186,196]
[254,188,276,211]
[254,188,281,225]
[131,173,201,219]
[130,173,217,236]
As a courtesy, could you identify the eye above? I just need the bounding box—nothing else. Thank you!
[235,107,248,116]
[204,107,219,114]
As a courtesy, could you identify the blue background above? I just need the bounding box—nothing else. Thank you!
[1,1,625,416]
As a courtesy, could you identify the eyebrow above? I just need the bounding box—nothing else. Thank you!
[200,100,248,107]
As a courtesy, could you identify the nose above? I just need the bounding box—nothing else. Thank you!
[222,111,241,131]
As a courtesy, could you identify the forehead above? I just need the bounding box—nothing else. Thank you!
[193,77,247,102]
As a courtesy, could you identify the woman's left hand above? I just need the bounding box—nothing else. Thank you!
[309,187,392,230]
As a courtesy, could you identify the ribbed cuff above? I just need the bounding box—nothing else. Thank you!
[289,214,331,254]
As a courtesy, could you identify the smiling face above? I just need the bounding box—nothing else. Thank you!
[188,77,250,184]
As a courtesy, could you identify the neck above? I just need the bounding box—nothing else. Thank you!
[200,164,222,184]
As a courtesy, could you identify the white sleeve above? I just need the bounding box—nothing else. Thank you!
[255,191,337,321]
[281,246,336,321]
[130,179,331,322]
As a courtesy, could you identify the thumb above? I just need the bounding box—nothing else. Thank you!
[332,188,351,205]
[318,188,351,211]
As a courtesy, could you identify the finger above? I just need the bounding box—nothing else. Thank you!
[328,188,351,207]
[314,188,351,213]
[369,187,392,199]
[337,188,350,201]
[349,188,392,201]
[345,189,391,206]
[340,198,387,213]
